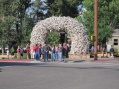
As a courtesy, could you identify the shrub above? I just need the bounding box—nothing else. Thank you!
[47,30,60,45]
[114,47,118,56]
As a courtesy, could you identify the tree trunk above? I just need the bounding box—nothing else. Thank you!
[2,45,5,55]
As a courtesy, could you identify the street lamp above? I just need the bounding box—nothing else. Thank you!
[94,0,98,60]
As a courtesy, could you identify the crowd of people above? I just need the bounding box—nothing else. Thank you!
[90,45,115,58]
[15,42,71,62]
[6,43,115,59]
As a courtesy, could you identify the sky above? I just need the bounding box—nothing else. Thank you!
[31,0,35,2]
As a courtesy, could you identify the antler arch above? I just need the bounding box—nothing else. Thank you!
[30,16,89,54]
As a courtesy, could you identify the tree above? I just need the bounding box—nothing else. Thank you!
[47,30,60,45]
[32,0,46,22]
[21,16,34,47]
[0,0,33,51]
[45,0,80,18]
[0,0,19,45]
[0,0,33,44]
[0,0,19,53]
[76,0,119,46]
[32,0,82,20]
[16,0,32,45]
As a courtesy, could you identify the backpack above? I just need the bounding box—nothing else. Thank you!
[20,48,24,53]
[53,48,55,53]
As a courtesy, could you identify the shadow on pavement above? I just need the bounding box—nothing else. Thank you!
[73,60,86,63]
[0,61,119,72]
[0,62,46,67]
[0,68,2,72]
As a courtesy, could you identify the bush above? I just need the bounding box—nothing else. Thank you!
[114,47,118,56]
[47,30,60,45]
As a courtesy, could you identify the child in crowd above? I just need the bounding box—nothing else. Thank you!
[6,49,10,59]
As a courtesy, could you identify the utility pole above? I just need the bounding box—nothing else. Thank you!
[94,0,98,60]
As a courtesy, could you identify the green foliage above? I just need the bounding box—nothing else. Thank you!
[0,0,19,16]
[10,47,15,53]
[16,0,32,45]
[21,16,34,46]
[0,0,19,46]
[0,0,33,47]
[114,47,118,56]
[76,0,119,43]
[47,30,60,45]
[33,0,81,18]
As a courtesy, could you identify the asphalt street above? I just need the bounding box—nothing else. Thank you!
[0,59,119,89]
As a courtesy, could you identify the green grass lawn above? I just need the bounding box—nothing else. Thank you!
[0,53,27,59]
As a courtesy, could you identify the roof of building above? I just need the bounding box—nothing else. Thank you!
[112,29,119,36]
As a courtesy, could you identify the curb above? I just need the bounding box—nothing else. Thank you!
[0,58,119,63]
[90,58,119,62]
[0,59,31,63]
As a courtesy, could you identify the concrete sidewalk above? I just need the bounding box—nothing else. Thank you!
[0,57,119,63]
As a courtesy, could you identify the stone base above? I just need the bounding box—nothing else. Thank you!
[97,53,110,58]
[69,54,90,59]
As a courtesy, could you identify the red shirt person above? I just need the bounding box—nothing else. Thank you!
[33,44,39,60]
[33,44,39,52]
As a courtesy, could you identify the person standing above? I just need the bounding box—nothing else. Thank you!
[37,44,42,61]
[26,43,31,59]
[51,45,55,62]
[110,46,114,57]
[40,45,43,60]
[47,44,51,59]
[33,44,39,60]
[30,46,35,59]
[63,43,69,58]
[55,45,59,60]
[42,43,49,62]
[102,47,106,57]
[20,46,24,59]
[58,44,63,62]
[91,45,94,54]
[6,49,10,59]
[17,45,21,59]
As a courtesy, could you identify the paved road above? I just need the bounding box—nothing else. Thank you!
[0,59,119,89]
